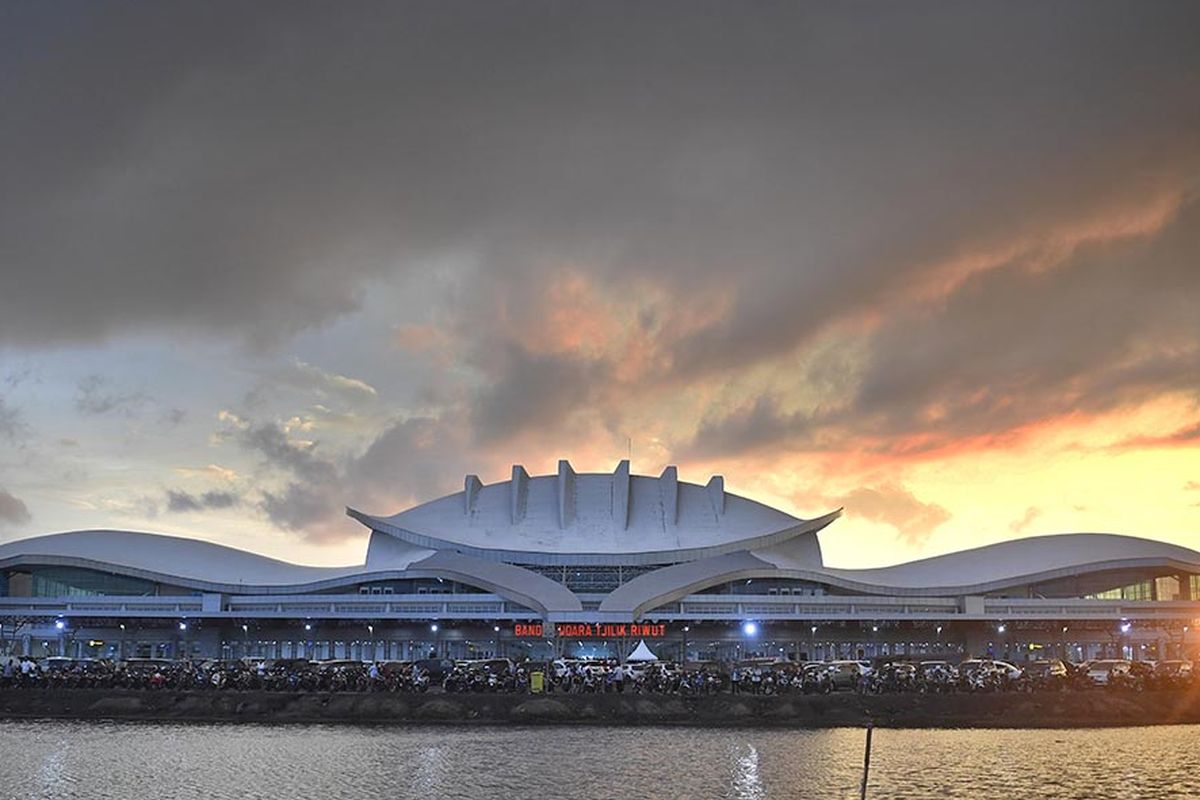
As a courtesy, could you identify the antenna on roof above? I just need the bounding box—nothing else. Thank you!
[627,436,632,462]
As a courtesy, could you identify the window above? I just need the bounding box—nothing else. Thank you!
[1156,576,1181,602]
[1087,581,1154,601]
[28,567,155,597]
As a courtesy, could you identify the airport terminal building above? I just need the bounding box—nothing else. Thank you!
[2,460,1199,665]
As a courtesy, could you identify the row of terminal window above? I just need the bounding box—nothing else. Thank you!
[358,585,455,595]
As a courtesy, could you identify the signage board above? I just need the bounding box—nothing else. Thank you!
[511,622,668,639]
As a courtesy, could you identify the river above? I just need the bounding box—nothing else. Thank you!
[1,720,1197,799]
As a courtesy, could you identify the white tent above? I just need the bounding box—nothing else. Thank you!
[626,640,659,662]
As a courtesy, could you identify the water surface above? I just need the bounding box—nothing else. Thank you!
[1,720,1197,799]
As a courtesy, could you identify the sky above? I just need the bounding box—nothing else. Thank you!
[0,1,1198,569]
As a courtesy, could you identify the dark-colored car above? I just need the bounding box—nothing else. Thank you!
[412,657,456,683]
[1154,659,1193,688]
[1021,659,1068,689]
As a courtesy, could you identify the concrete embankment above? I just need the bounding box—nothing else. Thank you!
[5,689,1200,728]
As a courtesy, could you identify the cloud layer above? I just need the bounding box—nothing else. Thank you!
[0,2,1197,563]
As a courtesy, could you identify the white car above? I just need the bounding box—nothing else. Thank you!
[1086,659,1131,685]
[550,658,611,679]
[991,660,1023,680]
[828,660,872,690]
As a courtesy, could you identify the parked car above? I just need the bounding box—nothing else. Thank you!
[455,658,514,675]
[411,657,456,683]
[828,660,871,690]
[1021,659,1068,689]
[1086,659,1132,686]
[1154,659,1193,688]
[916,660,958,679]
[1113,660,1155,691]
[800,662,835,694]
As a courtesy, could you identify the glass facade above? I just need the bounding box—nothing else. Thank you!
[353,578,491,595]
[516,564,666,592]
[1156,575,1182,602]
[700,578,827,596]
[1087,580,1153,601]
[26,567,156,597]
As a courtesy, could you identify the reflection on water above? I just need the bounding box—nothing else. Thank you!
[1,720,1199,799]
[730,743,764,800]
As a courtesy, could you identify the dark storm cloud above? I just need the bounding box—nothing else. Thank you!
[469,346,606,444]
[234,420,339,485]
[0,488,31,527]
[228,412,464,540]
[683,192,1200,459]
[2,0,1197,360]
[165,489,240,513]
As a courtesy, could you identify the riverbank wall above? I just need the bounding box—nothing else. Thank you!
[5,689,1200,727]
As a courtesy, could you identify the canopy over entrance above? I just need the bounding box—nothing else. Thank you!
[626,640,659,661]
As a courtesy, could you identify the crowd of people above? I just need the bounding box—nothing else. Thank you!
[0,654,1193,695]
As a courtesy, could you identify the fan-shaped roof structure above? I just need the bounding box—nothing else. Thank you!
[349,459,840,566]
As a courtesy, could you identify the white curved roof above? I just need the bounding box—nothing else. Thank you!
[601,533,1200,617]
[0,530,579,614]
[349,460,839,565]
[0,530,370,589]
[814,533,1200,593]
